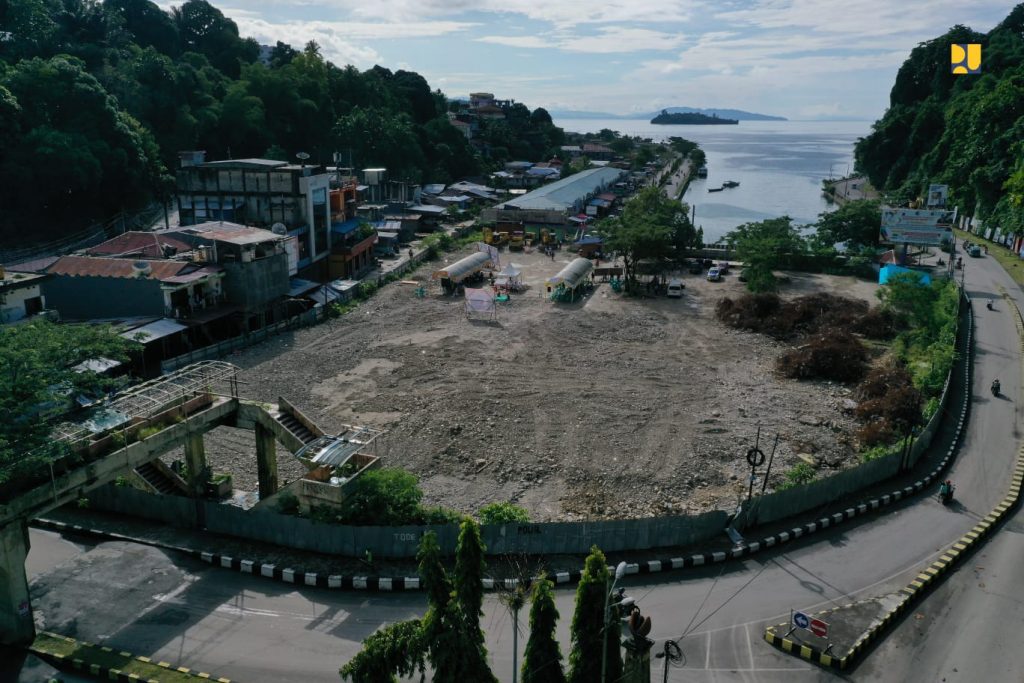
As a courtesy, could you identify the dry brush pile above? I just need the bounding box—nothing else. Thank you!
[716,292,921,451]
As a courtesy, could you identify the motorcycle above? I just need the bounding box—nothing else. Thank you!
[992,379,1001,396]
[940,484,955,505]
[987,299,994,310]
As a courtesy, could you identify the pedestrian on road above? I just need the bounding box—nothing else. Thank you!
[408,248,414,261]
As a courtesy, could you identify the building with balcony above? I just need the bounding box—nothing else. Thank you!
[174,152,333,279]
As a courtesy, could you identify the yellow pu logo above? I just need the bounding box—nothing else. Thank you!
[951,44,981,74]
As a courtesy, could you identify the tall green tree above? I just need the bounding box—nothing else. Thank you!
[0,320,136,500]
[726,216,806,292]
[598,186,697,284]
[522,574,566,683]
[813,199,881,251]
[567,546,622,683]
[341,521,496,683]
[0,54,167,242]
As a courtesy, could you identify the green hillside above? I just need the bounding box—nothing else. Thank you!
[855,4,1024,232]
[0,0,564,246]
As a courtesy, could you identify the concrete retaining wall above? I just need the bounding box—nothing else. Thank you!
[86,485,729,558]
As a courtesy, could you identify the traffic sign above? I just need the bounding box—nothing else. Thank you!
[792,611,810,630]
[809,617,829,638]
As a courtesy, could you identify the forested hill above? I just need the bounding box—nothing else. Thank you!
[0,0,564,247]
[855,4,1024,232]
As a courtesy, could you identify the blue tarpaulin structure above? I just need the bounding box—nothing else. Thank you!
[879,264,931,286]
[331,218,363,235]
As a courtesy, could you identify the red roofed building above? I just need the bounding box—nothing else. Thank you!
[42,256,224,321]
[86,232,194,259]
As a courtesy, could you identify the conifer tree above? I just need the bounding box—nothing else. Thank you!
[567,546,622,683]
[521,573,566,683]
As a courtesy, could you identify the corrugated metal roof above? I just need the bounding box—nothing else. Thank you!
[433,251,491,281]
[7,256,59,273]
[87,232,194,258]
[193,227,282,245]
[120,318,188,343]
[161,266,223,284]
[47,256,194,281]
[547,257,593,290]
[501,167,625,212]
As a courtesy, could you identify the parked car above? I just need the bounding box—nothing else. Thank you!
[968,245,983,257]
[688,260,704,274]
[717,261,730,274]
[707,267,722,282]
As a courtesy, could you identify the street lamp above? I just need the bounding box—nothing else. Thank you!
[601,561,628,683]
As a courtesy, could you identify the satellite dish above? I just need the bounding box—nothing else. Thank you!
[271,222,287,235]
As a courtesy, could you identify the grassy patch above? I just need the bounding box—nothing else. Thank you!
[954,227,1024,287]
[31,631,219,682]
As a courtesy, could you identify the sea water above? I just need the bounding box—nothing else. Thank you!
[553,119,871,243]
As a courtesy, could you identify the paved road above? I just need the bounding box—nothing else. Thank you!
[20,253,1023,682]
[857,254,1024,682]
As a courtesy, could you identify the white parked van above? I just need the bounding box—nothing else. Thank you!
[667,279,684,298]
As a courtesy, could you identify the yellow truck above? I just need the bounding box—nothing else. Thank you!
[509,232,525,251]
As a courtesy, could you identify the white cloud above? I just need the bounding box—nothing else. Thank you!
[475,36,550,49]
[715,0,1006,36]
[476,28,687,54]
[215,0,698,27]
[224,15,479,67]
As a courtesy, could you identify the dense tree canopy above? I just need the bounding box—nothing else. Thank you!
[855,4,1024,234]
[598,186,700,284]
[812,199,881,251]
[0,320,135,500]
[0,0,563,246]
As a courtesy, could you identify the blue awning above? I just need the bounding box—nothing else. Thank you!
[575,236,603,246]
[588,198,611,207]
[332,218,364,235]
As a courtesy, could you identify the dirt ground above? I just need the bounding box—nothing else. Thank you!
[193,246,881,521]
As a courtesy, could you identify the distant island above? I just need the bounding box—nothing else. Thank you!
[548,106,787,121]
[651,110,738,125]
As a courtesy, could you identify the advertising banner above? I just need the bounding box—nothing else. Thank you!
[927,184,949,207]
[880,207,956,246]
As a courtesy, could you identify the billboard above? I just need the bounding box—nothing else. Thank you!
[880,207,956,246]
[927,184,948,208]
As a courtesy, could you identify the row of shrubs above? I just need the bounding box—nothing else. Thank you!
[277,467,530,527]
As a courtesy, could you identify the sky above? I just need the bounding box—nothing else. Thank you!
[162,0,1014,120]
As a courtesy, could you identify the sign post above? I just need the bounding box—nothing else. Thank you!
[788,609,833,652]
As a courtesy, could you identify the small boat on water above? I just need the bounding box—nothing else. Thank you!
[722,180,740,188]
[708,186,724,192]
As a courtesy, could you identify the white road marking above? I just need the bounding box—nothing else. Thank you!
[744,624,755,669]
[704,630,711,670]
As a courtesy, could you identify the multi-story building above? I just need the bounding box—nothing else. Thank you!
[174,152,333,278]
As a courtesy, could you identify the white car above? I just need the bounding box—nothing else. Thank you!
[667,279,684,297]
[706,267,721,282]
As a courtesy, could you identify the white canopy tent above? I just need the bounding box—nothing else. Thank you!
[495,263,523,292]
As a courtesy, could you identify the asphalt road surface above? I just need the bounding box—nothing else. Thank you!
[20,251,1024,683]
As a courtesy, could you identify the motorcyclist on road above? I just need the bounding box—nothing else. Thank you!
[940,480,954,502]
[988,299,994,310]
[992,378,1001,395]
